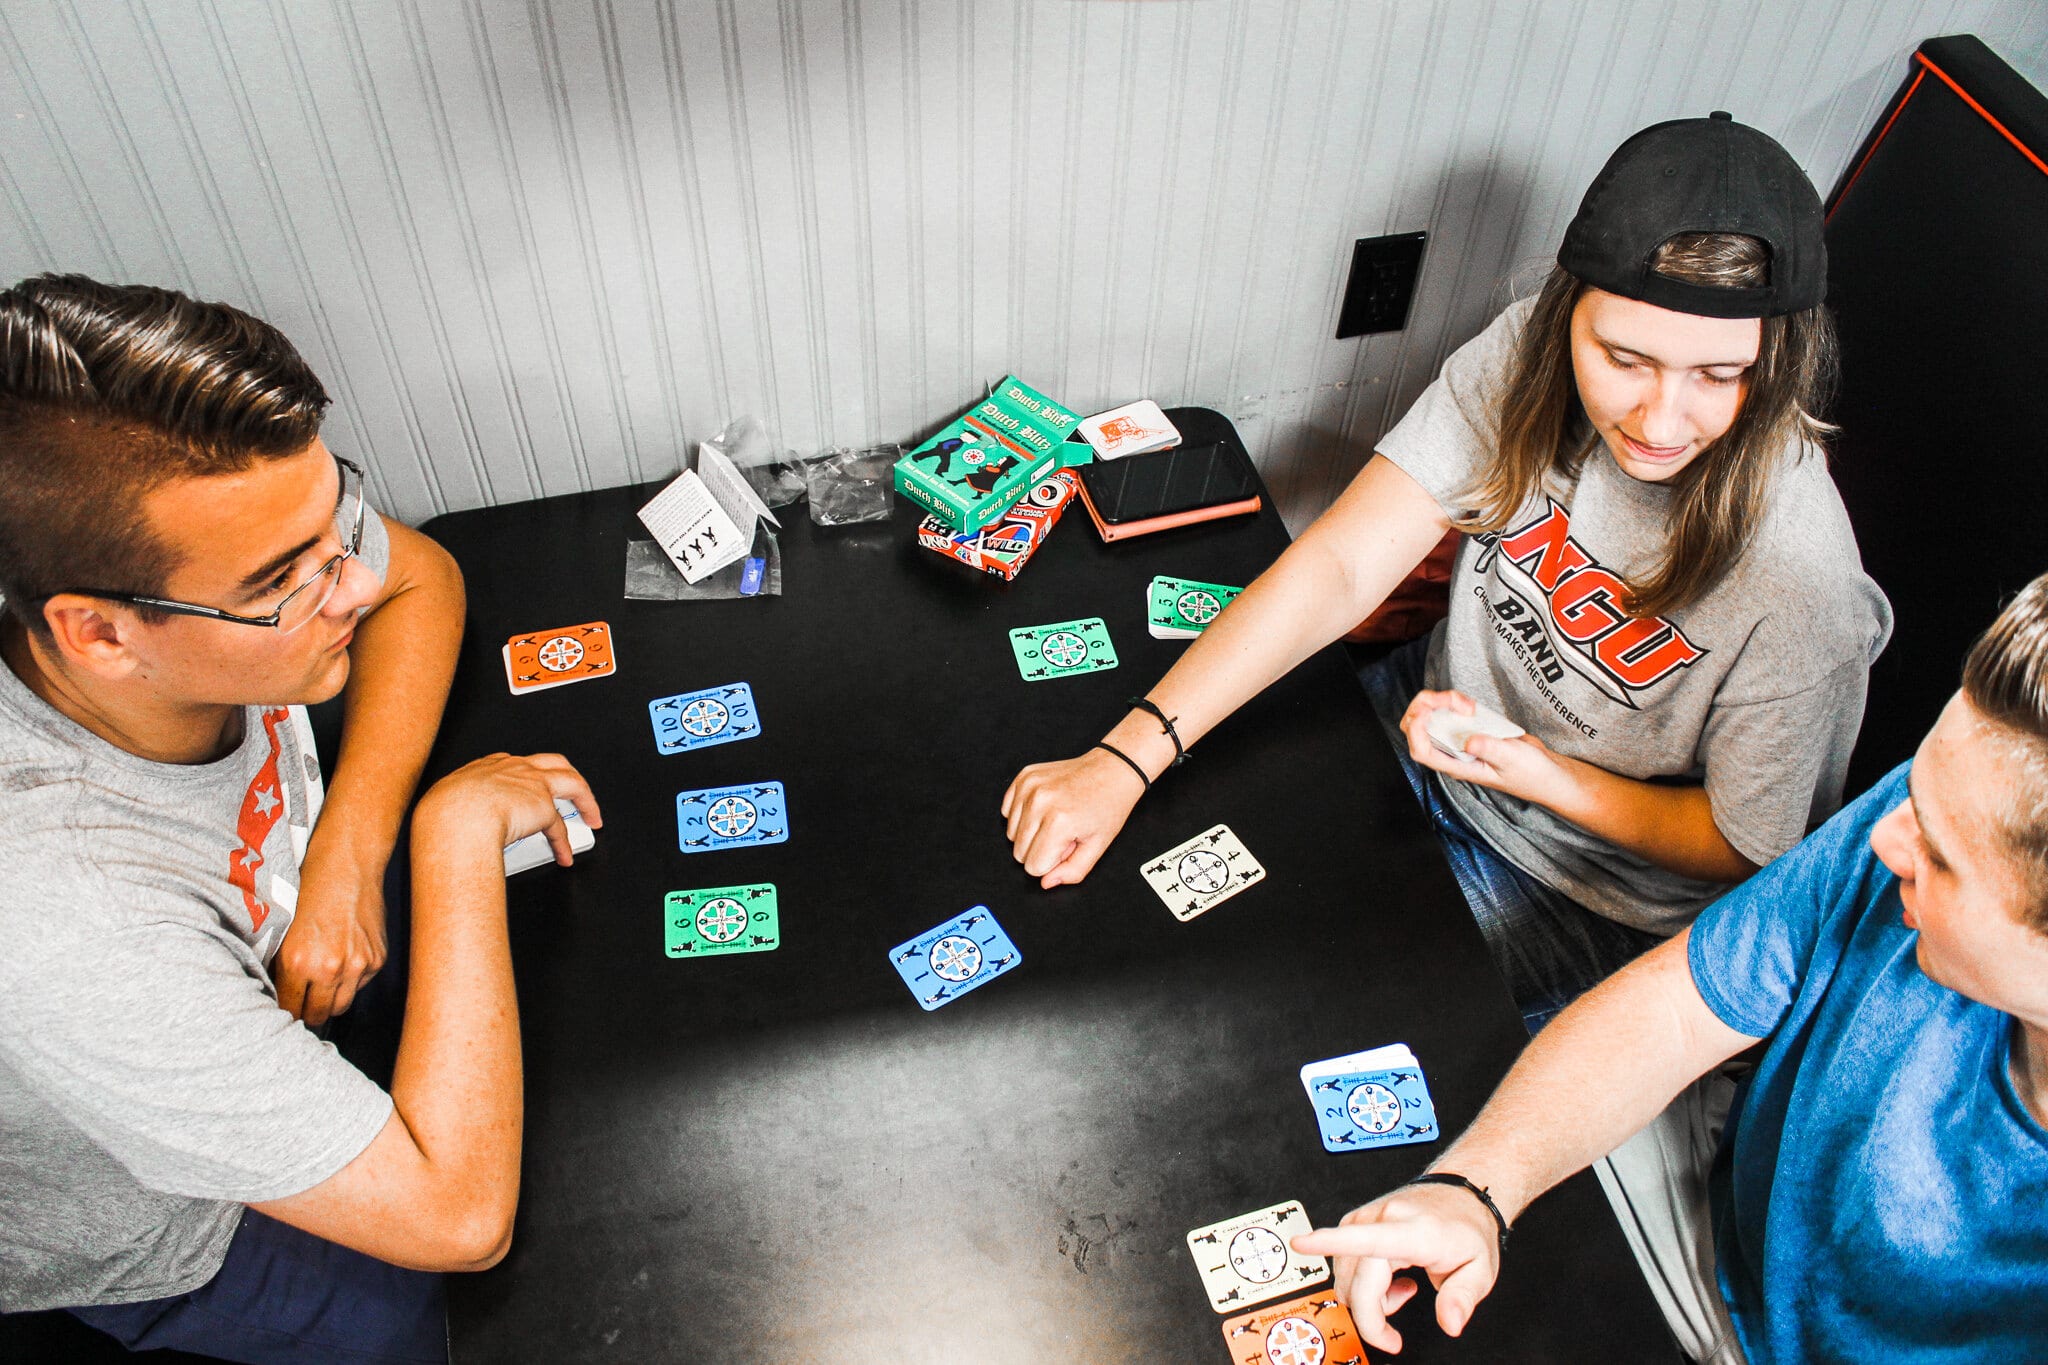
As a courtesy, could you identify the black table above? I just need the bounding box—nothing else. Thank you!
[423,410,1676,1363]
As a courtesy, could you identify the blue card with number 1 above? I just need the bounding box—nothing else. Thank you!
[887,907,1021,1011]
[649,682,760,755]
[1308,1065,1439,1151]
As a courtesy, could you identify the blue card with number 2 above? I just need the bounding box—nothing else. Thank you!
[676,781,788,852]
[1308,1065,1439,1151]
[649,682,760,755]
[888,906,1021,1011]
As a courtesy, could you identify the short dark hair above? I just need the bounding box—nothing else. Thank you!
[1961,573,2048,932]
[0,274,329,636]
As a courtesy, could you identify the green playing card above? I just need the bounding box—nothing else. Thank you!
[1009,616,1118,680]
[1148,575,1243,634]
[666,883,779,958]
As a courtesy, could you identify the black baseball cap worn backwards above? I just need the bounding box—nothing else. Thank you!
[1558,111,1826,319]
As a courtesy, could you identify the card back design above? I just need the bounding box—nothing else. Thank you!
[1308,1064,1440,1152]
[649,682,760,754]
[887,906,1021,1010]
[676,781,789,852]
[1009,616,1118,680]
[1141,824,1266,921]
[504,621,616,694]
[1186,1199,1330,1313]
[665,883,779,958]
[1219,1291,1365,1365]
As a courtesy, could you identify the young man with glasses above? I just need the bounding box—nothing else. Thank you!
[0,275,597,1363]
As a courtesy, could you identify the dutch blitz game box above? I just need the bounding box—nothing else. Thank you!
[894,376,1082,532]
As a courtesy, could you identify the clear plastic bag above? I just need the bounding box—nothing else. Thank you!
[623,526,782,600]
[804,445,899,526]
[705,415,806,509]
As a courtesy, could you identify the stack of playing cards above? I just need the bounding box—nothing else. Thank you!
[1078,399,1181,460]
[1185,1199,1329,1314]
[1141,824,1265,921]
[887,906,1021,1010]
[1424,701,1525,762]
[676,782,788,853]
[1300,1044,1439,1152]
[665,883,779,958]
[1148,575,1243,639]
[503,621,616,694]
[502,798,596,875]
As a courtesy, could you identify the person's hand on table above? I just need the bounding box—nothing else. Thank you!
[414,752,602,870]
[275,840,388,1027]
[1290,1182,1503,1354]
[1399,688,1577,810]
[1001,747,1147,888]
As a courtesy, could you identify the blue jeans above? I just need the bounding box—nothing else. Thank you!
[68,1208,445,1364]
[1358,636,1661,1032]
[69,851,444,1364]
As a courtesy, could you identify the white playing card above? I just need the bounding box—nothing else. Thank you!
[1300,1043,1417,1096]
[1425,702,1525,761]
[1185,1199,1330,1313]
[1141,824,1265,921]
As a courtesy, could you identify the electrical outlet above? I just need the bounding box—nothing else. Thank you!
[1336,232,1426,339]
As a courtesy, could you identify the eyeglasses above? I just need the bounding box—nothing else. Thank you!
[49,455,366,634]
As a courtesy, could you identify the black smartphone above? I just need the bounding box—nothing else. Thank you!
[1076,440,1258,524]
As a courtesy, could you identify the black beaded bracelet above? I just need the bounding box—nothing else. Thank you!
[1126,696,1187,765]
[1406,1172,1511,1256]
[1092,740,1151,791]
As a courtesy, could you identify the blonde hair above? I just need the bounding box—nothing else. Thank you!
[1455,235,1839,620]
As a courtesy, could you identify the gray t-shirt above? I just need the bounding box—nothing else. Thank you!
[0,512,398,1311]
[1379,299,1892,934]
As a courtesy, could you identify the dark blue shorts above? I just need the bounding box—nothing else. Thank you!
[68,1207,445,1364]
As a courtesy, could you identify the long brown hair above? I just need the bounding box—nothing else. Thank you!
[1456,234,1838,619]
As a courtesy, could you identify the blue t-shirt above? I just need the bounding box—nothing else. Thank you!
[1689,763,2048,1362]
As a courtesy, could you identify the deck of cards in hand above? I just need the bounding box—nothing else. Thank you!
[1301,1043,1439,1151]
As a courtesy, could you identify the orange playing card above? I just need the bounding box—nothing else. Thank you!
[1220,1291,1367,1365]
[503,621,616,695]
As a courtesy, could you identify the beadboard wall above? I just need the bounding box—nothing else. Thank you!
[3,1,2043,531]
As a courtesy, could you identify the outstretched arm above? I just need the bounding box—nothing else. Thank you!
[1002,454,1451,886]
[1292,929,1757,1354]
[279,521,464,1025]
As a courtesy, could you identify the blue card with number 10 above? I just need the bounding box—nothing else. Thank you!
[888,907,1021,1010]
[1308,1065,1439,1151]
[649,682,760,755]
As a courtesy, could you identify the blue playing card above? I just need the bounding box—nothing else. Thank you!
[887,906,1022,1011]
[1307,1065,1440,1152]
[676,781,789,852]
[649,682,761,755]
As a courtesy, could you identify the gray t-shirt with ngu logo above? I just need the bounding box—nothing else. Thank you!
[0,511,397,1310]
[1378,299,1893,935]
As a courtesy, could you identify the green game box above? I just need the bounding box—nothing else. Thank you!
[894,376,1084,532]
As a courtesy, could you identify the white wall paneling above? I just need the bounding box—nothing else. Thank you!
[4,1,2045,530]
